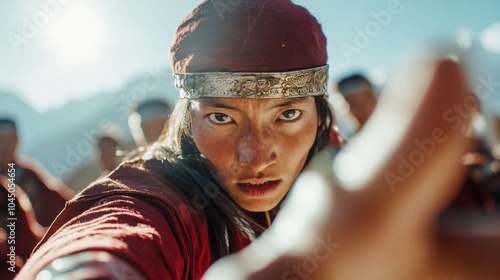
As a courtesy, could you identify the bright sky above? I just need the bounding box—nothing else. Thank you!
[1,0,499,113]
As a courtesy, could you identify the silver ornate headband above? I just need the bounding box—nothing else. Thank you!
[173,65,329,99]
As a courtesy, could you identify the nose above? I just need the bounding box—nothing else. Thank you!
[237,126,277,172]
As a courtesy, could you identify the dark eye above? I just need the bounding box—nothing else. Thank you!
[278,109,301,121]
[208,113,233,124]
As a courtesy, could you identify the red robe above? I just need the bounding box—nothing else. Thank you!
[16,161,252,280]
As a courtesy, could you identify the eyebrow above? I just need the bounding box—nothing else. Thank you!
[270,97,311,109]
[198,97,312,111]
[198,98,239,111]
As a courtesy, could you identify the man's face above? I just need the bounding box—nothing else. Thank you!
[141,117,168,143]
[98,140,118,172]
[191,97,319,212]
[344,88,377,128]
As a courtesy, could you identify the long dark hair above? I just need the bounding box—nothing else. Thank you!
[138,96,333,259]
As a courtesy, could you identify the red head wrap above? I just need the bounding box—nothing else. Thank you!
[171,0,327,73]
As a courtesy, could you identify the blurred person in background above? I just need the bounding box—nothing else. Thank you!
[96,135,121,176]
[64,125,125,192]
[327,91,359,141]
[336,73,378,131]
[128,99,172,147]
[444,92,500,214]
[0,118,74,228]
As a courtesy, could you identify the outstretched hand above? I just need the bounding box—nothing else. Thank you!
[203,57,500,280]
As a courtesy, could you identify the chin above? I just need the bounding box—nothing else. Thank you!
[238,200,279,213]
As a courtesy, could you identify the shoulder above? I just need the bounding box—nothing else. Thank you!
[66,158,210,237]
[73,159,194,210]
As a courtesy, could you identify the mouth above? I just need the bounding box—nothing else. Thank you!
[236,180,281,197]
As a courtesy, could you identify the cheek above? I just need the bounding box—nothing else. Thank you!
[191,117,235,172]
[282,123,317,163]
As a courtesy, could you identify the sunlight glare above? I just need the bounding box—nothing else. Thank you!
[43,3,107,65]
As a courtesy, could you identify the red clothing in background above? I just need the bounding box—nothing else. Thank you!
[16,161,251,280]
[0,159,74,227]
[1,176,44,280]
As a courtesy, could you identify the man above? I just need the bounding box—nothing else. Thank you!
[336,73,378,130]
[64,131,124,192]
[128,99,172,147]
[96,135,120,176]
[0,118,74,228]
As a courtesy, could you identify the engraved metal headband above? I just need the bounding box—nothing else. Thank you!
[173,65,329,99]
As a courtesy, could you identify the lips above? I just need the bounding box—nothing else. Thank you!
[236,180,281,197]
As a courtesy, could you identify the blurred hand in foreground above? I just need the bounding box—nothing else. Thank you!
[203,57,500,280]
